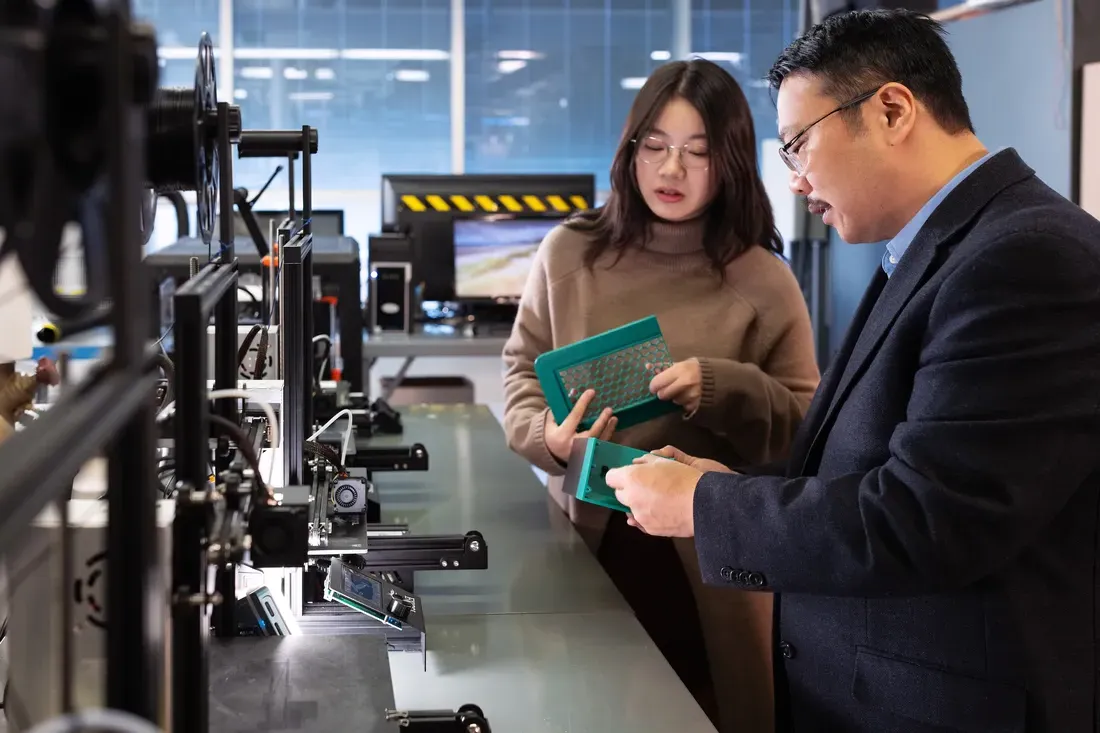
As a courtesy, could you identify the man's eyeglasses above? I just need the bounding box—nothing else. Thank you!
[632,136,711,170]
[779,88,879,174]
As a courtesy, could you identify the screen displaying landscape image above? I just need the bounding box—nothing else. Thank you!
[454,218,561,299]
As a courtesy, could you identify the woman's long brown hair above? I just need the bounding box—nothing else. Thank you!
[567,59,783,275]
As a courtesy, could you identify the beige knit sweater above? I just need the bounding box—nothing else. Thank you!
[502,218,820,531]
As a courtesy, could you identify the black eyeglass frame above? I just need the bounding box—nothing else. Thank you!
[779,88,880,173]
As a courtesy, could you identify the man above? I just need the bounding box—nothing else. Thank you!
[605,9,1100,733]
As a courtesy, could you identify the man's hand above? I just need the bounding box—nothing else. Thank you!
[544,389,618,463]
[605,454,702,537]
[649,445,734,474]
[648,358,703,414]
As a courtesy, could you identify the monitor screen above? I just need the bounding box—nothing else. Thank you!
[453,217,562,299]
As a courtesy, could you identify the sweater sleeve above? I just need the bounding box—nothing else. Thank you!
[501,243,568,476]
[689,258,820,465]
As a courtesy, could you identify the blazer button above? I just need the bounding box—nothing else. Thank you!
[720,567,735,581]
[748,572,766,587]
[778,641,796,660]
[736,570,751,585]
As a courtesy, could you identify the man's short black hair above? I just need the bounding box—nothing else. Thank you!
[768,8,974,134]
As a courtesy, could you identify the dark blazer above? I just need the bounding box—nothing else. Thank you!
[693,149,1100,733]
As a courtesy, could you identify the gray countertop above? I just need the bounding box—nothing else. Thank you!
[388,611,717,733]
[368,404,627,617]
[373,405,716,732]
[363,331,508,359]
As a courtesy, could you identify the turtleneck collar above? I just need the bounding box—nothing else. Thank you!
[644,217,707,255]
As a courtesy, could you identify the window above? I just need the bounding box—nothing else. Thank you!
[135,0,801,250]
[232,0,452,244]
[692,0,799,154]
[464,0,670,191]
[465,0,799,192]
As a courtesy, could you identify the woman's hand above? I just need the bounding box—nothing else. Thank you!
[649,358,703,414]
[545,389,618,463]
[646,445,734,474]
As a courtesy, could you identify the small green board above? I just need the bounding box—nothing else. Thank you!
[533,315,680,431]
[562,437,667,512]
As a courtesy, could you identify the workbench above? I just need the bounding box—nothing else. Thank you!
[370,405,717,732]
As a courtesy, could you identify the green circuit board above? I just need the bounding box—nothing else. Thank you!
[534,316,680,431]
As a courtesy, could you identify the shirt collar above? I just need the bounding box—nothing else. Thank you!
[882,149,999,277]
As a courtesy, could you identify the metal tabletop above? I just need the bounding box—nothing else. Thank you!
[388,611,717,733]
[366,404,627,616]
[363,331,508,359]
[210,635,394,733]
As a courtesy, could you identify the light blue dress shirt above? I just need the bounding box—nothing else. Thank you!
[881,149,998,277]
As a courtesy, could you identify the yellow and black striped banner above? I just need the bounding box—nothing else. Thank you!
[400,193,590,214]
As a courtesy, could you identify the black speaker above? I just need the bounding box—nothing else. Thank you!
[370,262,412,333]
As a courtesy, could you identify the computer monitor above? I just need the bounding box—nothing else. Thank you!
[379,173,595,301]
[453,216,563,300]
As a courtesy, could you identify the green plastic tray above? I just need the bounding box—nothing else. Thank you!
[561,437,668,512]
[534,315,679,431]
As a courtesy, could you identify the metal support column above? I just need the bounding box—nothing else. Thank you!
[450,0,465,174]
[103,3,161,723]
[672,0,691,60]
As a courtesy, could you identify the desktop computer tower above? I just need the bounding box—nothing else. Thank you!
[369,262,412,333]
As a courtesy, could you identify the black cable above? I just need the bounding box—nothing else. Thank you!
[304,440,347,476]
[207,414,269,499]
[253,328,269,380]
[237,286,260,304]
[152,352,175,406]
[236,324,262,373]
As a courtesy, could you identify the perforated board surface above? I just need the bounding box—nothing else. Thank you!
[535,316,680,431]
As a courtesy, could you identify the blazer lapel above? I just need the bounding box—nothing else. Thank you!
[801,238,943,472]
[788,270,886,475]
[793,148,1035,477]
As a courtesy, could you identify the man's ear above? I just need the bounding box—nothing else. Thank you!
[875,82,918,144]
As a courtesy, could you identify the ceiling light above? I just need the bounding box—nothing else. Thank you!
[650,50,671,61]
[497,50,542,61]
[315,68,336,81]
[234,89,248,100]
[394,69,431,83]
[160,46,449,62]
[283,67,308,80]
[158,46,221,60]
[236,47,339,60]
[497,60,526,74]
[342,48,449,61]
[620,77,647,90]
[240,66,274,80]
[289,91,335,101]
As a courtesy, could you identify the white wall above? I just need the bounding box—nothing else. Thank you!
[1082,62,1100,219]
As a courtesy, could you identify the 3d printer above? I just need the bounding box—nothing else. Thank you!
[0,7,489,732]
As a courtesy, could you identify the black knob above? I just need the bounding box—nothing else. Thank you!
[387,596,411,621]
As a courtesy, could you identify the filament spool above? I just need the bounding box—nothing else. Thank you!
[145,32,220,245]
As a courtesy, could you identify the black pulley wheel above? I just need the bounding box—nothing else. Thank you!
[145,32,219,245]
[193,32,218,246]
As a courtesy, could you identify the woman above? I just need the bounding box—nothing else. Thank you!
[502,59,819,733]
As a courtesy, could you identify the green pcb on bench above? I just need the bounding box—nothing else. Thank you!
[562,437,665,513]
[534,315,679,431]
